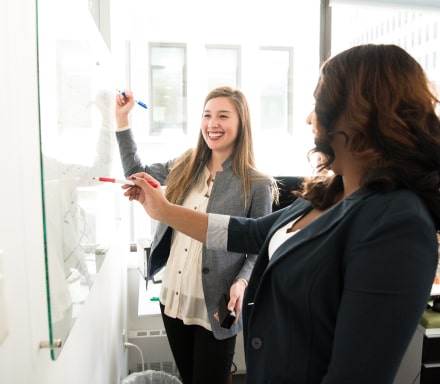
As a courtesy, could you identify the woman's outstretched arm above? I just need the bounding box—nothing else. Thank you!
[123,172,209,243]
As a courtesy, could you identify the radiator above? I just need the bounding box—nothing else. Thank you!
[128,329,179,377]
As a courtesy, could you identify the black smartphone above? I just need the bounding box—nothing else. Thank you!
[218,293,236,329]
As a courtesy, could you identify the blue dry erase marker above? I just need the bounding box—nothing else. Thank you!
[118,90,148,109]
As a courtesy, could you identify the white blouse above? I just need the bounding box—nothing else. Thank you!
[267,217,302,260]
[160,167,213,330]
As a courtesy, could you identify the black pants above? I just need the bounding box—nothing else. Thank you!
[160,303,236,384]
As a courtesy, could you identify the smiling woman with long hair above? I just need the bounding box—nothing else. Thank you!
[115,86,277,384]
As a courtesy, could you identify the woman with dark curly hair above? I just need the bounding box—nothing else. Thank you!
[123,44,440,384]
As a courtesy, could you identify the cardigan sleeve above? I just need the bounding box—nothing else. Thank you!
[115,128,176,184]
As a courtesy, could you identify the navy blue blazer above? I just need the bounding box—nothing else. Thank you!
[218,189,437,384]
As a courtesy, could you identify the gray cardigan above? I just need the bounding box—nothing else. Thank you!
[116,129,273,339]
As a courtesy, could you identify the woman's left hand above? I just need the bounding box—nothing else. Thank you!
[214,279,247,325]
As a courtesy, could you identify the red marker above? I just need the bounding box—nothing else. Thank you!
[93,176,158,188]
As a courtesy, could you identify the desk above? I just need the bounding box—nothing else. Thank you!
[136,237,163,317]
[419,310,440,383]
[431,283,440,296]
[138,277,161,316]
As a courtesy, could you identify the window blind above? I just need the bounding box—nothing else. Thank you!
[330,0,440,11]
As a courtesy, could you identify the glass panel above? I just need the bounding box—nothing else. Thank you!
[259,48,292,132]
[206,46,240,90]
[37,0,118,359]
[149,44,187,134]
[331,3,440,89]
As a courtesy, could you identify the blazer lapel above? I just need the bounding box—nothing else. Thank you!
[268,189,369,265]
[245,190,371,307]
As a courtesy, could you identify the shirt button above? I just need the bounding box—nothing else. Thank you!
[251,337,263,350]
[202,267,210,274]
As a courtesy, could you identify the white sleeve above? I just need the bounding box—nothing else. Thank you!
[206,213,230,250]
[116,125,131,132]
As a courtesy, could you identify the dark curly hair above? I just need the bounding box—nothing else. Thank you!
[302,44,440,230]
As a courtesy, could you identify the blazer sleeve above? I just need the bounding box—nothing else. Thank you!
[207,208,285,254]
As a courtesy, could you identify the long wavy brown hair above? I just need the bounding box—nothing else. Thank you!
[302,44,440,230]
[164,86,278,205]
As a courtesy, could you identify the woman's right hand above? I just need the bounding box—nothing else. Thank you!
[123,172,209,244]
[122,172,169,221]
[115,89,136,128]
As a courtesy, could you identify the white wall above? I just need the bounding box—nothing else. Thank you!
[0,1,130,383]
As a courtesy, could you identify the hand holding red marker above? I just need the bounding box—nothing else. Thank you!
[119,173,170,221]
[93,176,158,188]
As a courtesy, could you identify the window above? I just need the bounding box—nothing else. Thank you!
[206,45,240,90]
[149,43,187,135]
[330,1,440,90]
[110,0,440,243]
[259,47,293,133]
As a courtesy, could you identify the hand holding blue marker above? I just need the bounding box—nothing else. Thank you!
[118,90,148,109]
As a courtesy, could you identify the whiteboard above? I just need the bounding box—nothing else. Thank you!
[37,0,119,359]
